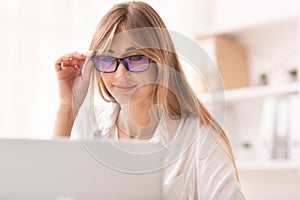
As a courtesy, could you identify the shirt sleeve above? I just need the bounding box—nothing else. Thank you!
[196,131,245,200]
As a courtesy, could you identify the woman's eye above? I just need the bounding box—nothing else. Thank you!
[129,55,142,61]
[101,57,114,62]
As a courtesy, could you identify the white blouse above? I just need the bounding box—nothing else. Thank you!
[71,103,245,199]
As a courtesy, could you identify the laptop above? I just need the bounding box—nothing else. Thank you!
[0,138,164,200]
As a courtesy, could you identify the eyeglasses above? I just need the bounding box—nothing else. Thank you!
[91,55,150,73]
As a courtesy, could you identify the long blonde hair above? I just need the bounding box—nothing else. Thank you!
[89,1,239,181]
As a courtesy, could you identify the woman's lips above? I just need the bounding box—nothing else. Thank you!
[112,84,137,94]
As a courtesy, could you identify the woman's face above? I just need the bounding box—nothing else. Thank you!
[100,34,157,104]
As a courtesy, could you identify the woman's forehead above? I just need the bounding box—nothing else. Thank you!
[96,29,152,56]
[108,33,136,54]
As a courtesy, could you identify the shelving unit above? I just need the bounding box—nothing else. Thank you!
[197,15,300,86]
[199,82,299,104]
[196,15,300,169]
[237,159,300,171]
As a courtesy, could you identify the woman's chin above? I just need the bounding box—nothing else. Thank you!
[112,93,133,104]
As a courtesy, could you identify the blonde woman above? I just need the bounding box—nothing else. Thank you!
[53,1,245,199]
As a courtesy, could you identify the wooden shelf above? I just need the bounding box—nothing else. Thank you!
[198,82,299,104]
[237,159,300,171]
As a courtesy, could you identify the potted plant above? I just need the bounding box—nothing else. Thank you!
[259,73,268,85]
[288,67,298,82]
[238,141,254,160]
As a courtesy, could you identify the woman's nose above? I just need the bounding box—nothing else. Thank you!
[114,62,128,79]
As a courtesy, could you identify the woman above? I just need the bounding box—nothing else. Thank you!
[53,1,245,199]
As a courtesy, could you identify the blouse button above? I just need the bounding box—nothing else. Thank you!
[93,130,102,137]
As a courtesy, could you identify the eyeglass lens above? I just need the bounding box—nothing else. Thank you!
[92,55,149,72]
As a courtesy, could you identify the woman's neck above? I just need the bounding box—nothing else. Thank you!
[117,100,159,139]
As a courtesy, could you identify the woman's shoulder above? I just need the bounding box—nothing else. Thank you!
[177,115,226,160]
[164,115,210,153]
[175,115,208,137]
[94,103,120,118]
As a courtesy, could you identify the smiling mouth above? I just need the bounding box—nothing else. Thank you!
[112,84,137,94]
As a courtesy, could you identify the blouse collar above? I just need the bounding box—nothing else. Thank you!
[98,103,174,149]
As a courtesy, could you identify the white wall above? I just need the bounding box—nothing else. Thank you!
[198,0,300,31]
[0,0,202,139]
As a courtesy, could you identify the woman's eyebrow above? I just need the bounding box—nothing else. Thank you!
[125,47,136,51]
[107,47,136,53]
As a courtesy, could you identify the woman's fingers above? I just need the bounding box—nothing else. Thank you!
[55,52,86,71]
[54,51,96,82]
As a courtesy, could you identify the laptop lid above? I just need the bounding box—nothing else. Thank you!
[0,139,164,200]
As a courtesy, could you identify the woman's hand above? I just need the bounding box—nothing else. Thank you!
[54,51,94,115]
[53,51,95,138]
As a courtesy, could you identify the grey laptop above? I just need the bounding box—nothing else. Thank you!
[0,139,164,200]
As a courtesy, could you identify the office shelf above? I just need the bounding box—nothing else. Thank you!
[199,82,299,104]
[237,160,300,171]
[195,15,300,170]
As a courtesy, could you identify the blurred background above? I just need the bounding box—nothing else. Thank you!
[0,0,300,199]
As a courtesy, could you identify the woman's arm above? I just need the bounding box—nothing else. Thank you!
[53,106,74,137]
[52,51,93,138]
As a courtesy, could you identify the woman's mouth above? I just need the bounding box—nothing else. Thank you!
[112,84,137,94]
